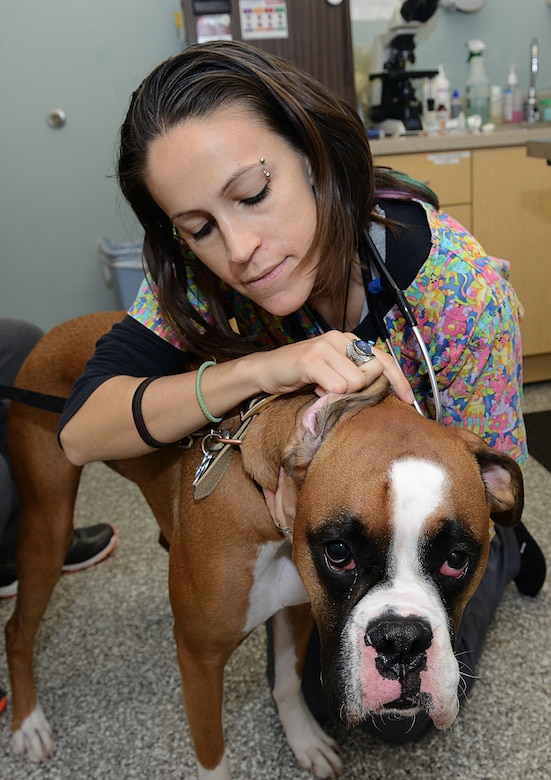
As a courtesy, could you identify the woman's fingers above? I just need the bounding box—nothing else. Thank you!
[321,333,415,405]
[259,331,415,407]
[359,344,415,405]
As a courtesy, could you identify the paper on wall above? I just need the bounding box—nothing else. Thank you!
[239,1,288,40]
[350,0,396,21]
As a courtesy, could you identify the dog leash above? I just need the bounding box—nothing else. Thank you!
[0,383,66,413]
[192,394,280,500]
[0,378,278,501]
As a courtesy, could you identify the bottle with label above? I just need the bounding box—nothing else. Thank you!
[503,64,523,124]
[465,40,491,125]
[434,64,451,119]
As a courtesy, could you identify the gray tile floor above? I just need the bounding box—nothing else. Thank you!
[0,384,549,779]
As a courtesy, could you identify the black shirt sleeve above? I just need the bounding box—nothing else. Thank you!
[57,315,192,435]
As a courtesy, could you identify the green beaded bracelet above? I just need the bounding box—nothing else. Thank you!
[195,360,223,423]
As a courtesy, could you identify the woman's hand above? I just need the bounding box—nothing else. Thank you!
[61,330,415,466]
[250,331,415,405]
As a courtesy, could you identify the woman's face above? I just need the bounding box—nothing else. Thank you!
[144,105,319,316]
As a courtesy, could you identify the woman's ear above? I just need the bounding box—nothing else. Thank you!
[301,153,315,188]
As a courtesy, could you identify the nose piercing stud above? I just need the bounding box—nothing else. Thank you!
[259,157,271,179]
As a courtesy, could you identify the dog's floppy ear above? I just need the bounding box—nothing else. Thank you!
[454,428,524,527]
[283,377,390,486]
[260,378,389,537]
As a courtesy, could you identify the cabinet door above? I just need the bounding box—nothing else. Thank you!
[181,0,355,105]
[374,151,472,231]
[472,146,551,380]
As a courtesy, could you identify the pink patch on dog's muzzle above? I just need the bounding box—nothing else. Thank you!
[360,643,403,711]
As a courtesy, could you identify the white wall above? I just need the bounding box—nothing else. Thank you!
[1,0,550,331]
[353,1,551,102]
[0,0,182,331]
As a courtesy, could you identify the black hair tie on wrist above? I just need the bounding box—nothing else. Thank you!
[132,376,171,449]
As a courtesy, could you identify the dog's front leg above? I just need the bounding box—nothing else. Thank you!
[172,623,232,780]
[272,605,343,779]
[169,510,249,780]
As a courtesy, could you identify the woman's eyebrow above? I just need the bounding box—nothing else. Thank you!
[171,165,260,220]
[219,164,258,196]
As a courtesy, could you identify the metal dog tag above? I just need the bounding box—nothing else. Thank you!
[192,430,228,487]
[193,450,215,486]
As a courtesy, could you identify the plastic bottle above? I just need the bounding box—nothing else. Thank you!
[434,64,451,119]
[465,40,491,125]
[490,85,503,124]
[450,89,462,119]
[503,64,523,124]
[424,97,439,135]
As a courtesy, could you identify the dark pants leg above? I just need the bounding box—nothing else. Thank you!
[0,319,43,560]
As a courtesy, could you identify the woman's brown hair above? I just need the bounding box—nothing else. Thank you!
[118,40,437,358]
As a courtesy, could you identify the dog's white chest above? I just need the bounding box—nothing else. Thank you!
[243,541,308,634]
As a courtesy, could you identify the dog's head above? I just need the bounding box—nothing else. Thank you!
[243,380,523,729]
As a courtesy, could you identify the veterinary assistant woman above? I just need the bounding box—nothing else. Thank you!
[58,40,545,737]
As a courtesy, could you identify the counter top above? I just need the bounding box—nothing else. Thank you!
[526,138,551,161]
[370,123,551,156]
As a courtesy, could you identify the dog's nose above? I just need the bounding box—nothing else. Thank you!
[365,614,433,680]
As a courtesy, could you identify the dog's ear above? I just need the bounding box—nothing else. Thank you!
[283,377,390,486]
[260,378,389,536]
[242,378,390,492]
[454,428,524,527]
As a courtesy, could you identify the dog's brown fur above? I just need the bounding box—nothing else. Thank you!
[4,312,524,778]
[5,312,323,774]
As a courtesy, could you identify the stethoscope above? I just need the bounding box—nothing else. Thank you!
[359,231,443,424]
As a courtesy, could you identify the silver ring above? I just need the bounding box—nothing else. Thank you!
[346,339,376,366]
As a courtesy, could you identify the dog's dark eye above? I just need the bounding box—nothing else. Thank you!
[325,541,356,571]
[439,550,470,579]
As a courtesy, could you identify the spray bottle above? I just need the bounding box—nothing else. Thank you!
[465,40,491,125]
[503,64,522,124]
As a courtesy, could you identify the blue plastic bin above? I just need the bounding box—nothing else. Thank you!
[97,238,144,310]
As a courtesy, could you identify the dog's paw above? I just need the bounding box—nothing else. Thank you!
[11,704,55,762]
[282,701,343,779]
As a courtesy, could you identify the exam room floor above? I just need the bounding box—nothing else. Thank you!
[0,383,550,779]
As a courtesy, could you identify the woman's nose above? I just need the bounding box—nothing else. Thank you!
[223,219,261,265]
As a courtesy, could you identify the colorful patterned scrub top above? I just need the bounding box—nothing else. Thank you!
[129,199,527,466]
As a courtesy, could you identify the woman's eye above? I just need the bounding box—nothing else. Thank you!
[186,183,270,242]
[190,221,214,242]
[325,540,356,572]
[439,550,470,580]
[241,183,270,206]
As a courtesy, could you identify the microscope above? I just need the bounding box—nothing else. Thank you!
[369,0,439,135]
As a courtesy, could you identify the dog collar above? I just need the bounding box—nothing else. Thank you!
[191,394,279,500]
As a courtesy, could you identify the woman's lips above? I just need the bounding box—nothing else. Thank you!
[244,258,288,288]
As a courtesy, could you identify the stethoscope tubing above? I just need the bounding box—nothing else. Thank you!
[360,231,443,424]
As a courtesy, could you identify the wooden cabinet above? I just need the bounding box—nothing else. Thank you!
[180,0,355,105]
[472,146,551,382]
[374,150,472,232]
[373,145,551,381]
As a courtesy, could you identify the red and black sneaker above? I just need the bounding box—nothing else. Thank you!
[0,524,117,599]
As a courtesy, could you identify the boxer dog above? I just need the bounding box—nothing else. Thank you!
[5,312,523,780]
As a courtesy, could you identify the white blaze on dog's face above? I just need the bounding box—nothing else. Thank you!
[288,393,522,731]
[343,457,459,728]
